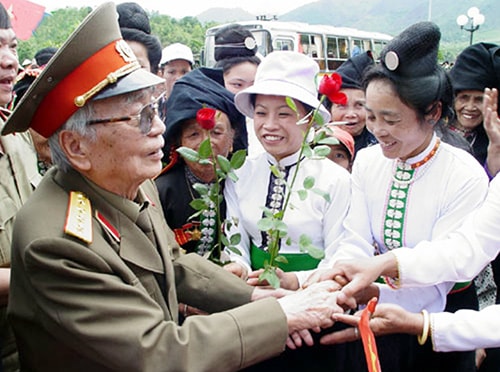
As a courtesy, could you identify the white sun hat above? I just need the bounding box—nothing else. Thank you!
[160,43,194,66]
[234,51,331,124]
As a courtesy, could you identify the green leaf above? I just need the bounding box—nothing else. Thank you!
[275,220,288,236]
[199,139,212,158]
[230,150,247,169]
[297,189,308,201]
[285,237,292,246]
[176,147,200,162]
[302,144,313,158]
[257,217,274,231]
[312,188,331,203]
[260,269,280,289]
[270,165,284,179]
[227,170,239,183]
[199,159,212,166]
[275,255,289,264]
[299,234,312,247]
[318,137,340,145]
[217,155,231,173]
[303,176,315,189]
[192,183,209,195]
[313,110,324,125]
[301,242,325,260]
[229,233,241,245]
[189,199,208,211]
[285,96,298,113]
[226,245,241,255]
[220,234,230,246]
[313,145,332,157]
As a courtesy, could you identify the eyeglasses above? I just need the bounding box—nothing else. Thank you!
[86,92,165,134]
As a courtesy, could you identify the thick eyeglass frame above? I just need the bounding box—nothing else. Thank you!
[86,92,165,134]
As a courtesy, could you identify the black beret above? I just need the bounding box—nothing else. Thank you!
[165,67,246,147]
[380,21,441,79]
[450,42,500,92]
[336,51,374,89]
[117,2,151,34]
[34,47,58,67]
[214,24,258,61]
[0,3,11,29]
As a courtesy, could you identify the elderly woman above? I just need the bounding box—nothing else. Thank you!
[155,67,245,256]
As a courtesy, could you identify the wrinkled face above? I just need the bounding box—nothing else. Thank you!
[253,94,307,161]
[180,111,234,180]
[329,88,366,137]
[0,28,18,106]
[365,79,433,161]
[127,41,151,72]
[223,61,258,94]
[326,144,351,171]
[160,59,192,98]
[78,91,165,196]
[454,90,483,131]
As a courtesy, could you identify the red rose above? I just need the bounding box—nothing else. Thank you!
[318,73,347,105]
[196,107,216,130]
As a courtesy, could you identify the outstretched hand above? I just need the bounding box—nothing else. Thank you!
[303,253,398,306]
[320,303,424,345]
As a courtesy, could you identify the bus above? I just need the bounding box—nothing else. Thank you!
[201,20,393,72]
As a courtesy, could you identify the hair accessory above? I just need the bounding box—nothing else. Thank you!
[384,51,399,71]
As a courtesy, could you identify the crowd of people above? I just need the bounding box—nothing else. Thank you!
[1,1,500,371]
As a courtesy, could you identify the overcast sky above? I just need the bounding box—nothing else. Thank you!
[30,0,317,19]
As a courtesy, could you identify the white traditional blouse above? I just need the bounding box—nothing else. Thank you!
[225,149,351,285]
[325,133,489,312]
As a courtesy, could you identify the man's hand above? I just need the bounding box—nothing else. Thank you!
[303,253,398,305]
[278,280,344,335]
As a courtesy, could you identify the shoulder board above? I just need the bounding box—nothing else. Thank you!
[64,191,93,244]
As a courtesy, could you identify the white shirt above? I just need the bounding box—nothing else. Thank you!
[391,174,500,352]
[225,149,351,285]
[325,135,489,312]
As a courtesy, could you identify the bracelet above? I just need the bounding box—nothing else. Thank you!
[417,309,430,345]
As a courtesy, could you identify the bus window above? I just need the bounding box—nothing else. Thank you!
[351,39,364,56]
[252,30,273,57]
[372,40,386,59]
[362,39,371,52]
[327,36,338,59]
[274,37,294,51]
[338,38,348,59]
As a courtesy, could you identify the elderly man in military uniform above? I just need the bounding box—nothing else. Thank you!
[3,4,345,371]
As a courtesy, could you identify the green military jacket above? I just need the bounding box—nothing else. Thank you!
[8,167,287,371]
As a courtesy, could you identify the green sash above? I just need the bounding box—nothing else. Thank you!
[250,243,320,272]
